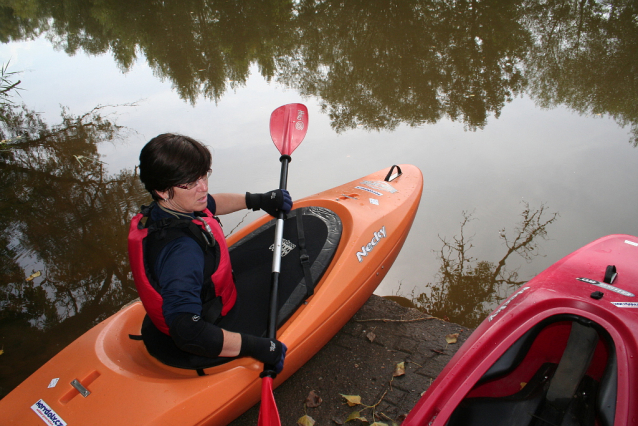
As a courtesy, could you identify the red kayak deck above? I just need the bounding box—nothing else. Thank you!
[404,234,638,426]
[0,165,423,426]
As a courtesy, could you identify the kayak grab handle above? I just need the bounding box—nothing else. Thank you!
[384,165,402,182]
[71,379,91,398]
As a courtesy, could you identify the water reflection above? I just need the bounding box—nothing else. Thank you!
[1,0,634,141]
[0,102,148,396]
[525,0,638,146]
[283,0,528,132]
[0,0,290,104]
[400,203,559,328]
[0,0,634,399]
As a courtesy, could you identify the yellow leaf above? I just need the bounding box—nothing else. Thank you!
[345,411,366,422]
[445,333,459,344]
[393,361,405,377]
[371,423,389,426]
[25,271,41,282]
[0,348,4,356]
[297,414,316,426]
[340,394,361,406]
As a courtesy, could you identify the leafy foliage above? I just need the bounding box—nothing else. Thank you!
[1,0,635,140]
[1,0,293,104]
[283,0,528,132]
[0,61,22,114]
[525,0,638,146]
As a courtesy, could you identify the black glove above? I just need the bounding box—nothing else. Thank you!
[239,334,287,373]
[274,343,287,374]
[245,189,292,217]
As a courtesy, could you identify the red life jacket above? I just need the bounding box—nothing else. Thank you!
[128,205,237,335]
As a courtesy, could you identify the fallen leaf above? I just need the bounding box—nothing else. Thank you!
[305,390,322,408]
[297,414,316,426]
[445,333,459,344]
[366,331,376,342]
[371,423,389,426]
[340,394,361,406]
[520,382,527,390]
[0,348,4,356]
[345,411,367,422]
[25,271,41,282]
[393,361,405,377]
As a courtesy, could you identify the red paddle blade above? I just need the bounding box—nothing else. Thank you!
[270,103,308,156]
[257,377,281,426]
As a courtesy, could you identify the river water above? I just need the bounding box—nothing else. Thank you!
[1,0,637,397]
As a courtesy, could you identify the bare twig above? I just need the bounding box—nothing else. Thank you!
[356,315,443,323]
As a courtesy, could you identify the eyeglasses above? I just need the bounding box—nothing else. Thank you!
[175,170,212,190]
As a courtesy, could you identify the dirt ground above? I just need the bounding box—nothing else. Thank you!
[230,295,472,426]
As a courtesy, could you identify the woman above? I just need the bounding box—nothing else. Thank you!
[128,133,289,372]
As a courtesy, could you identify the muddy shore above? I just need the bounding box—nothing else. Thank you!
[230,295,472,425]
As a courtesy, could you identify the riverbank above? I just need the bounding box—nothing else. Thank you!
[230,295,472,425]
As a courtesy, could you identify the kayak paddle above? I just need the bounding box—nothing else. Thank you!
[258,103,309,426]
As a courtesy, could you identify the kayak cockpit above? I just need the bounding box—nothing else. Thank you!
[98,206,343,375]
[447,314,617,426]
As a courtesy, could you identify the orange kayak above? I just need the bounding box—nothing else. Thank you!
[0,164,423,426]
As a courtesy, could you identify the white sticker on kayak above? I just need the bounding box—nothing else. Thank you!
[361,180,398,194]
[625,240,638,247]
[577,277,635,297]
[356,226,386,262]
[488,287,530,322]
[355,186,383,196]
[612,302,638,308]
[269,239,296,257]
[369,198,379,206]
[48,378,59,388]
[31,399,67,426]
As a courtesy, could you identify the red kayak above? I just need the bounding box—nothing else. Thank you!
[403,234,638,426]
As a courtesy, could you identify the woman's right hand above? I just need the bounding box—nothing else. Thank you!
[274,343,287,374]
[245,190,293,216]
[239,334,287,373]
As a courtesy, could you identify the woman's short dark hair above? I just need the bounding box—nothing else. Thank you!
[139,133,212,201]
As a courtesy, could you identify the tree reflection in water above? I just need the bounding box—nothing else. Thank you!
[284,0,529,132]
[525,0,638,146]
[405,203,558,328]
[0,0,635,142]
[0,102,149,396]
